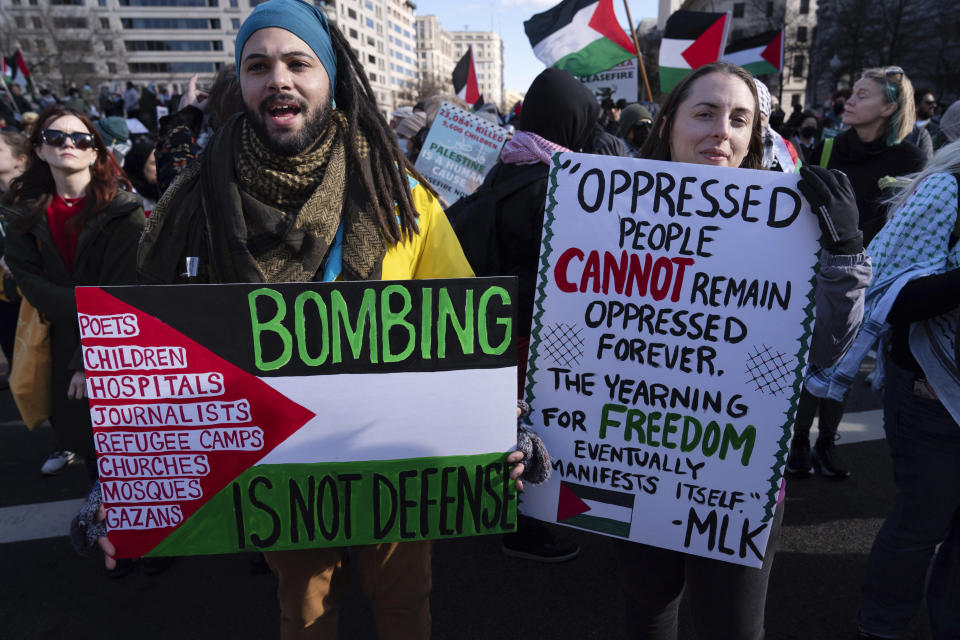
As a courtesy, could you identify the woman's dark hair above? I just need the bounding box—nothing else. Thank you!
[327,22,434,243]
[640,62,763,170]
[123,139,159,202]
[206,64,245,131]
[3,106,132,232]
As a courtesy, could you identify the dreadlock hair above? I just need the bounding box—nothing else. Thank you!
[325,24,435,245]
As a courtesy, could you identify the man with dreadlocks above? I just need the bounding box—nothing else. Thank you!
[133,0,528,637]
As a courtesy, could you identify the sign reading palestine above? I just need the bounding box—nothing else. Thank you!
[519,153,820,567]
[77,278,518,559]
[414,101,507,206]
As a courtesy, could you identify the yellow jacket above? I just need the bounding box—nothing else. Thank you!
[381,177,474,281]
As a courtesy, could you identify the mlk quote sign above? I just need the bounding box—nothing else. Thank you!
[77,279,517,559]
[520,153,820,567]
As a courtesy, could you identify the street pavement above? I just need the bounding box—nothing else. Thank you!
[0,361,934,640]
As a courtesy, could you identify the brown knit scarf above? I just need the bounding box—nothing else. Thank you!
[233,110,385,282]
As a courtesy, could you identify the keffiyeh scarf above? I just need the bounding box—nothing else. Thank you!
[806,173,960,424]
[500,130,571,166]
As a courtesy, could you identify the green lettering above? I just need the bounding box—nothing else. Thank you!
[720,424,756,465]
[646,411,662,446]
[662,413,680,449]
[421,287,433,359]
[681,416,702,452]
[437,288,473,358]
[702,421,721,457]
[599,403,626,439]
[625,408,646,443]
[381,284,415,363]
[294,291,330,366]
[249,288,292,372]
[477,286,512,355]
[331,289,378,364]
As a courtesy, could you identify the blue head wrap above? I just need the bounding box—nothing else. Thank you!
[235,0,338,95]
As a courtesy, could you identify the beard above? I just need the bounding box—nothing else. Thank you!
[245,93,332,156]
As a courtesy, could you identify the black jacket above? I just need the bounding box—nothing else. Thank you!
[2,191,144,454]
[455,69,600,338]
[812,128,925,245]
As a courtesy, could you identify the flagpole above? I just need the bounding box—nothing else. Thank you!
[621,0,653,102]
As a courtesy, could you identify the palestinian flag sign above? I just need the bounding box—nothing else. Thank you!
[723,29,783,76]
[658,10,730,93]
[77,279,519,559]
[524,0,637,77]
[453,46,482,107]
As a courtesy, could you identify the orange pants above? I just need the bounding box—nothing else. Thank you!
[265,541,432,640]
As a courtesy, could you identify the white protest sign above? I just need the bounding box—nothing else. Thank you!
[520,153,820,567]
[414,102,507,206]
[577,59,638,105]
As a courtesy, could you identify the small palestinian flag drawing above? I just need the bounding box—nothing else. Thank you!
[723,29,783,76]
[556,480,634,537]
[658,10,730,94]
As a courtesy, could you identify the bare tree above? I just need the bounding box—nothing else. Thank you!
[416,74,450,104]
[0,4,125,93]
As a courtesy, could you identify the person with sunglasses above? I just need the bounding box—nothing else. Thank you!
[788,67,926,481]
[0,106,144,478]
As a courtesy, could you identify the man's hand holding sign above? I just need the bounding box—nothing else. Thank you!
[75,279,525,564]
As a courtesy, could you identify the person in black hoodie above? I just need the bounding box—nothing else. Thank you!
[451,67,601,563]
[789,66,926,481]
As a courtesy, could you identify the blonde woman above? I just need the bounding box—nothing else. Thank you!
[789,67,926,480]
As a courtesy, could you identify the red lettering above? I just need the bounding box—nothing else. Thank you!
[553,247,585,293]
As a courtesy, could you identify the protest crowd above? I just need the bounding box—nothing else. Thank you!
[1,0,959,638]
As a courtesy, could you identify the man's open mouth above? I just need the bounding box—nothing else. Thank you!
[266,100,302,124]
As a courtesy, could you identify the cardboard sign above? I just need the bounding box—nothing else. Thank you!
[414,102,507,206]
[519,153,820,567]
[78,279,518,559]
[577,59,639,105]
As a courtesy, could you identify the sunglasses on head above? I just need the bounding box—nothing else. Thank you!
[881,66,904,102]
[39,129,96,150]
[884,66,904,82]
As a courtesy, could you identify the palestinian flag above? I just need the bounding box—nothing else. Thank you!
[0,56,12,86]
[76,279,519,559]
[452,46,482,107]
[658,10,730,93]
[556,480,634,537]
[524,0,636,77]
[723,29,783,76]
[5,50,32,92]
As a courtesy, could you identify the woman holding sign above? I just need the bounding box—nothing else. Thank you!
[610,62,871,640]
[1,106,144,478]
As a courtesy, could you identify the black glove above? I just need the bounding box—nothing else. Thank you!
[798,165,864,255]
